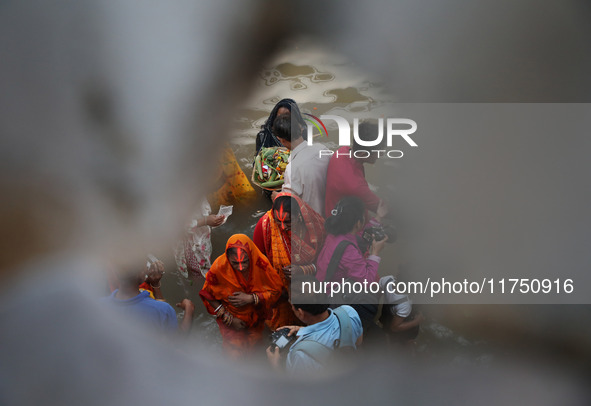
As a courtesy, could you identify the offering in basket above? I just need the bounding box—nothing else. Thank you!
[252,147,290,191]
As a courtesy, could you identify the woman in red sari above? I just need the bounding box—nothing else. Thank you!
[253,192,325,330]
[199,234,283,358]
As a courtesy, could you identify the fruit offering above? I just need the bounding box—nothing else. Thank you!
[252,147,290,190]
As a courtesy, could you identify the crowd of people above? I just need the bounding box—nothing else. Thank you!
[101,98,422,373]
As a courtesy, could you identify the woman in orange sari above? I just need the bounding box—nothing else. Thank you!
[199,234,283,358]
[253,192,325,330]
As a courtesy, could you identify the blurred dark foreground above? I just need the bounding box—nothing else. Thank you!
[0,1,590,405]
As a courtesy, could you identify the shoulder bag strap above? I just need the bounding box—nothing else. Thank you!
[290,340,333,364]
[333,307,355,348]
[324,240,354,282]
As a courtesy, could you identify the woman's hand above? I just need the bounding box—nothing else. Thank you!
[230,316,246,330]
[206,214,225,227]
[376,199,389,222]
[227,291,254,307]
[369,235,388,256]
[282,265,302,279]
[146,260,164,285]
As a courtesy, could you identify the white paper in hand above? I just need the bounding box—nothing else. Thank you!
[215,205,233,227]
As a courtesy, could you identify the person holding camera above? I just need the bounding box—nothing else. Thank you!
[316,196,388,284]
[315,196,388,332]
[266,289,362,373]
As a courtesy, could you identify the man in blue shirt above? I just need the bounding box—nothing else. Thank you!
[266,302,363,372]
[102,266,194,333]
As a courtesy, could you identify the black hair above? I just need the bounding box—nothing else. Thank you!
[293,302,330,316]
[255,98,306,154]
[352,121,383,152]
[272,196,301,218]
[272,113,293,142]
[265,99,306,132]
[290,275,329,315]
[324,196,365,235]
[119,269,143,287]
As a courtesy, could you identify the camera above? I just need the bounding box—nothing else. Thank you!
[362,225,396,244]
[270,328,296,351]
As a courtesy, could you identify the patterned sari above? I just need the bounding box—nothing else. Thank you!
[199,234,283,358]
[258,192,325,330]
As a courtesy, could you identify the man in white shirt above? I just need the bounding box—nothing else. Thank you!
[272,113,330,215]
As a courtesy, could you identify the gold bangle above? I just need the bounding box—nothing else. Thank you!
[223,312,233,326]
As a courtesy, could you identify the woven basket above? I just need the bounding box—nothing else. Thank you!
[251,147,289,191]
